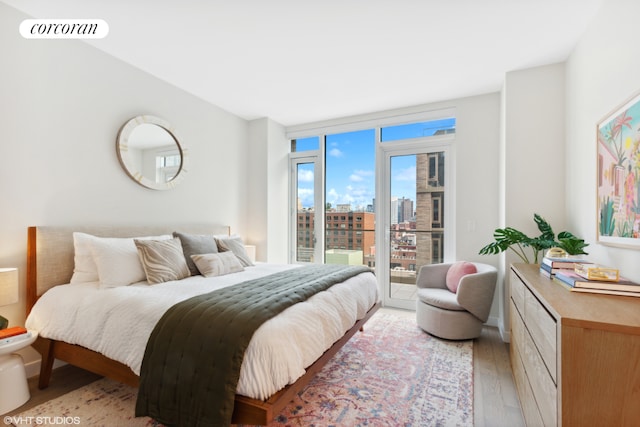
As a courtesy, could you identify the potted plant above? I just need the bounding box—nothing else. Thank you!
[479,214,589,264]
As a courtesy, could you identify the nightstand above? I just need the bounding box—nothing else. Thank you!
[0,331,37,414]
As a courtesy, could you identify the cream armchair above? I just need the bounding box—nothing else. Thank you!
[416,262,497,340]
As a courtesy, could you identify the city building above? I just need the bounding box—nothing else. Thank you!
[296,211,375,265]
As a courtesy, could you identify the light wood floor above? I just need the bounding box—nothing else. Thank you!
[4,308,524,426]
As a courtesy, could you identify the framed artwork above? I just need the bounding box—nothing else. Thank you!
[597,90,640,248]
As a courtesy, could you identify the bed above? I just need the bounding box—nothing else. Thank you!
[25,225,380,426]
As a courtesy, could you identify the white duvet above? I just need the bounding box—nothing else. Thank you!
[26,263,379,400]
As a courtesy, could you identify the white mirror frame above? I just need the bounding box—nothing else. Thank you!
[116,115,188,190]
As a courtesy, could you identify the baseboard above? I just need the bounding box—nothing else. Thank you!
[24,358,66,379]
[499,323,510,343]
[485,316,511,342]
[485,315,499,328]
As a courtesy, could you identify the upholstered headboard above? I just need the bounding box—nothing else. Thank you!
[26,224,230,315]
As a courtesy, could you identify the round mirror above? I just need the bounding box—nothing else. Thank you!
[116,115,188,190]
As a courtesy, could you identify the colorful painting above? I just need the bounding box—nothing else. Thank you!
[597,91,640,248]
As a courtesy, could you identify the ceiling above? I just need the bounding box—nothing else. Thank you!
[3,0,604,126]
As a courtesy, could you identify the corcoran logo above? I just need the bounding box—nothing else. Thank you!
[20,19,109,39]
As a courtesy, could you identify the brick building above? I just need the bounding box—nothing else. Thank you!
[296,210,375,264]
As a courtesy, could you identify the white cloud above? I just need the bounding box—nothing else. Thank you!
[350,187,369,198]
[325,184,374,210]
[298,188,313,197]
[296,188,314,208]
[326,188,339,205]
[392,166,416,199]
[297,169,314,182]
[394,166,416,181]
[349,169,373,183]
[328,148,343,158]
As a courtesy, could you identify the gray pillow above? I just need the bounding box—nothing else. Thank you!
[173,231,219,275]
[216,236,254,267]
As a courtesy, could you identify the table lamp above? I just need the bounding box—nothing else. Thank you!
[0,268,18,330]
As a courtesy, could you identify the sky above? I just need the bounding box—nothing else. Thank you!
[296,118,455,210]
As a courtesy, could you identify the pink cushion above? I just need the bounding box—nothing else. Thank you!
[446,261,477,293]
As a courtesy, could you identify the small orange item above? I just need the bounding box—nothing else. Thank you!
[0,326,28,339]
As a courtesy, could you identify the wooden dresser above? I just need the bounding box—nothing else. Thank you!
[510,263,640,427]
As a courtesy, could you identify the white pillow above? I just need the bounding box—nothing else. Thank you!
[191,252,244,277]
[84,234,170,288]
[70,232,99,284]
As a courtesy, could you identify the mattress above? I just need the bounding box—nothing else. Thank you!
[26,263,379,400]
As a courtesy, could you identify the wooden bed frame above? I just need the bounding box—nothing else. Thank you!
[25,225,380,425]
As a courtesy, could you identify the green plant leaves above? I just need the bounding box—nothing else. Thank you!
[479,228,519,253]
[557,235,589,255]
[478,213,589,263]
[534,213,555,241]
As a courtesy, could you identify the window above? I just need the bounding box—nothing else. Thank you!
[291,136,320,152]
[427,152,445,188]
[381,118,455,142]
[432,194,443,227]
[156,152,181,182]
[288,110,454,280]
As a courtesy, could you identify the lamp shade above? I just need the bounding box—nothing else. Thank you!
[0,268,18,306]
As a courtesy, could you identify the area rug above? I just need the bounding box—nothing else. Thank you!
[7,312,473,427]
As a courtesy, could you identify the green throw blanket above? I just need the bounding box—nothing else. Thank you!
[135,264,372,427]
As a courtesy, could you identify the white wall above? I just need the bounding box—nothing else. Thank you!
[247,119,269,260]
[0,3,251,334]
[265,119,289,263]
[247,118,289,263]
[501,63,566,337]
[453,93,502,326]
[566,0,640,282]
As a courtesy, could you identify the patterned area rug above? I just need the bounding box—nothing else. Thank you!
[7,312,473,427]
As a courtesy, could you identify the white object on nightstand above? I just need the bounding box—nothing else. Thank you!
[0,331,37,415]
[244,245,256,263]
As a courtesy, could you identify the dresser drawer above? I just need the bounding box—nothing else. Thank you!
[510,300,525,355]
[510,270,526,316]
[511,329,545,427]
[523,323,557,427]
[524,286,557,383]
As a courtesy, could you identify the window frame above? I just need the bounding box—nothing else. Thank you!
[287,108,456,266]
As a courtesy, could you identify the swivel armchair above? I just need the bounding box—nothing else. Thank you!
[416,262,497,340]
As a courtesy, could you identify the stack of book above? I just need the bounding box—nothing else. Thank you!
[539,256,591,278]
[0,326,32,346]
[554,270,640,297]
